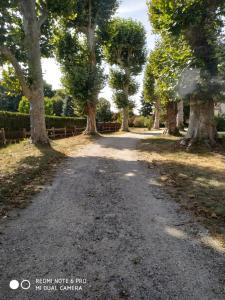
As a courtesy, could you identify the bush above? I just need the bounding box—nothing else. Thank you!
[18,97,54,116]
[215,115,225,132]
[144,116,154,130]
[133,116,145,127]
[133,116,153,129]
[0,111,86,131]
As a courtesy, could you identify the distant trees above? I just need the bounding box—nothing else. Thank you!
[139,93,152,118]
[104,18,146,131]
[148,0,225,146]
[96,98,112,122]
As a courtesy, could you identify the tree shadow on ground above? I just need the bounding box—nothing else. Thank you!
[1,154,225,299]
[0,143,65,216]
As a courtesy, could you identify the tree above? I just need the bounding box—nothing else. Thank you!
[143,63,160,130]
[96,98,112,122]
[148,0,225,146]
[62,96,75,117]
[44,81,56,98]
[139,92,153,117]
[0,1,50,143]
[144,34,192,134]
[55,0,118,134]
[104,18,146,131]
[0,0,72,144]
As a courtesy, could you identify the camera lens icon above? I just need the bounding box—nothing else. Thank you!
[9,279,31,290]
[21,280,31,290]
[9,280,19,290]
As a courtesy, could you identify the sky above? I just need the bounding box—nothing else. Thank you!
[42,0,157,113]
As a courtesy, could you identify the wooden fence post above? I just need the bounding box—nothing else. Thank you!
[50,127,55,139]
[22,128,26,139]
[1,128,6,144]
[64,127,67,137]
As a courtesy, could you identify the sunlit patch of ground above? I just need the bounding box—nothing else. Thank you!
[139,134,225,246]
[0,135,92,217]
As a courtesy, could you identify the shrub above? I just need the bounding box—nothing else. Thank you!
[18,96,30,114]
[215,115,225,132]
[0,111,86,131]
[133,116,153,129]
[144,116,154,130]
[133,116,145,127]
[18,97,54,116]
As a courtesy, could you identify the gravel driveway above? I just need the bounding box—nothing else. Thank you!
[0,132,225,300]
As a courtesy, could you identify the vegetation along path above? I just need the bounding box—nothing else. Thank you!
[1,132,225,300]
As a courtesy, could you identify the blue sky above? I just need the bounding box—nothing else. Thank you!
[42,0,156,112]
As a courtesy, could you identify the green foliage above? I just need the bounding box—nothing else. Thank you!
[0,84,21,112]
[133,116,153,129]
[44,82,56,98]
[44,97,54,115]
[148,0,225,102]
[104,18,146,111]
[18,96,30,114]
[18,97,54,116]
[96,98,112,122]
[113,91,129,109]
[144,34,193,107]
[109,69,138,96]
[215,115,225,132]
[0,111,86,131]
[104,18,147,74]
[55,28,105,112]
[139,93,153,117]
[55,0,118,116]
[62,96,75,117]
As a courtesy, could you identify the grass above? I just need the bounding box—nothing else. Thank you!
[139,135,225,243]
[0,135,91,217]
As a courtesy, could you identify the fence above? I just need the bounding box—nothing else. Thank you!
[97,122,121,133]
[0,122,120,145]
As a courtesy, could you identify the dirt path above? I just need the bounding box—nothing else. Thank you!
[0,132,225,300]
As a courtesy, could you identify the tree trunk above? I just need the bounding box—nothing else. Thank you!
[182,97,217,146]
[153,99,160,129]
[166,102,180,136]
[121,107,129,132]
[20,0,48,144]
[83,1,98,135]
[29,89,49,144]
[177,100,184,129]
[84,102,97,134]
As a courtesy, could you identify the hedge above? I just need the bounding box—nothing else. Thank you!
[0,111,86,131]
[215,115,225,132]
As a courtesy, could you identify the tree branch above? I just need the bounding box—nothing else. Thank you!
[37,0,48,28]
[0,46,30,98]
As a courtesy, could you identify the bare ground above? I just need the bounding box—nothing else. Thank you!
[0,132,225,300]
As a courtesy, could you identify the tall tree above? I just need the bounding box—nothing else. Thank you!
[55,0,118,134]
[0,0,71,144]
[0,0,50,143]
[104,18,146,131]
[109,68,139,131]
[148,0,225,146]
[144,35,192,134]
[143,63,160,129]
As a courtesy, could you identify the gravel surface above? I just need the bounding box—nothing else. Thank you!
[0,132,225,300]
